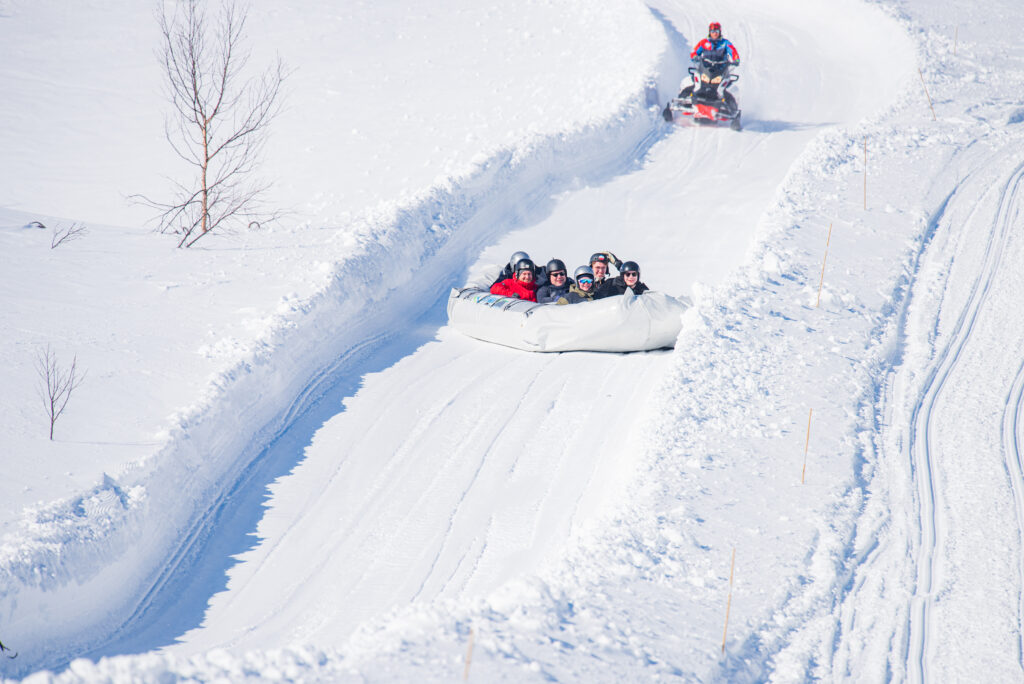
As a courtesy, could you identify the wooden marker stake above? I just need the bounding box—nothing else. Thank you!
[802,408,813,484]
[863,138,868,210]
[721,548,736,655]
[918,68,937,121]
[816,223,833,308]
[463,627,475,681]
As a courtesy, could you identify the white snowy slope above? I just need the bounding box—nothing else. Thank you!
[159,0,917,666]
[5,0,1024,682]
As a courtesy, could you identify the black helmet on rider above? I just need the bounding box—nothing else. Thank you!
[514,258,536,277]
[546,258,567,276]
[620,260,640,277]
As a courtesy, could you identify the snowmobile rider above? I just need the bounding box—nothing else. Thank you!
[555,265,597,304]
[589,251,622,287]
[593,260,650,299]
[490,257,539,301]
[536,259,573,304]
[690,21,740,66]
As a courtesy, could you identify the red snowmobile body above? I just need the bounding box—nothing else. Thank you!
[663,56,741,130]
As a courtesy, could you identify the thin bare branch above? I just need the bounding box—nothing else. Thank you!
[50,222,89,249]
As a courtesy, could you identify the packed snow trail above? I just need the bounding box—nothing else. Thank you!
[0,0,933,679]
[143,0,917,664]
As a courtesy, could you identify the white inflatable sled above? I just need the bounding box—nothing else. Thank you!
[447,273,691,353]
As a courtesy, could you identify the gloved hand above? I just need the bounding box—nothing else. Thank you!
[556,297,569,306]
[731,60,740,67]
[603,251,621,268]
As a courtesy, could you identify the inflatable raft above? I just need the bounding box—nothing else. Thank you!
[447,273,690,352]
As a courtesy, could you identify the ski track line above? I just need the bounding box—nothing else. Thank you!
[410,360,556,602]
[1002,358,1024,669]
[904,161,1024,682]
[218,347,480,623]
[291,353,529,613]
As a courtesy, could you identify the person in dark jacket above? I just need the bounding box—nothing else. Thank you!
[589,251,622,287]
[490,257,538,301]
[593,260,650,299]
[556,265,597,304]
[536,258,572,303]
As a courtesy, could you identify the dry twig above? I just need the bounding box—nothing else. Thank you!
[50,222,88,249]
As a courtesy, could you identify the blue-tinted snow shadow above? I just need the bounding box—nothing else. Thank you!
[741,119,834,133]
[647,5,687,51]
[73,287,453,663]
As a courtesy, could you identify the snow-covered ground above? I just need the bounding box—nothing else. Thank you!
[3,0,1024,681]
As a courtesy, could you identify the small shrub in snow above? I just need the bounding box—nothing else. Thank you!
[35,345,85,440]
[50,222,88,249]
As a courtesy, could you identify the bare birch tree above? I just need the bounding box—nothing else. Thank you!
[136,0,286,248]
[35,346,85,441]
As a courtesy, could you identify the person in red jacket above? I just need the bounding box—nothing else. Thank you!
[690,21,740,65]
[490,257,538,302]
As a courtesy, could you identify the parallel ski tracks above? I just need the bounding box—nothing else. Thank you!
[904,161,1024,682]
[1001,359,1024,668]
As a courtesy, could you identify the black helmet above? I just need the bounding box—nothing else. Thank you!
[509,250,530,270]
[620,260,640,275]
[514,257,535,276]
[589,252,610,265]
[546,258,567,274]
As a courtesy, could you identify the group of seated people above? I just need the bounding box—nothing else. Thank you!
[490,250,650,304]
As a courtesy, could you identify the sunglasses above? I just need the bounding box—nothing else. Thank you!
[623,271,639,277]
[549,271,567,278]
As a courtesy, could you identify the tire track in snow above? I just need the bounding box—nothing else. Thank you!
[904,161,1024,682]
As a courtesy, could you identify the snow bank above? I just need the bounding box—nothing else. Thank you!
[0,0,681,676]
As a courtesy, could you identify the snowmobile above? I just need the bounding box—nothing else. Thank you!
[662,56,741,130]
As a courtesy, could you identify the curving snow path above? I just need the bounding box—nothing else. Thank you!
[140,0,916,660]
